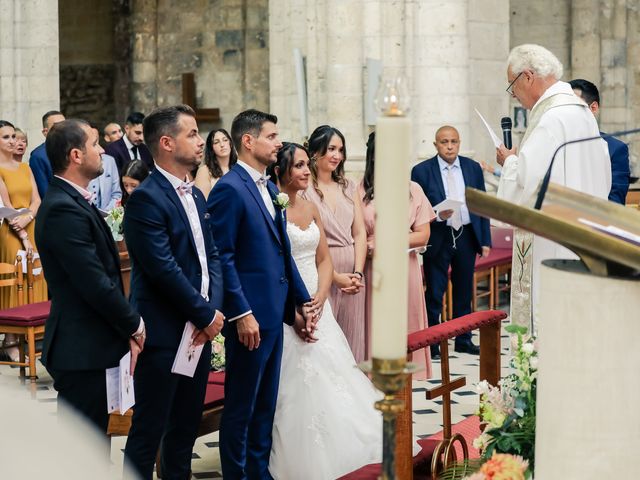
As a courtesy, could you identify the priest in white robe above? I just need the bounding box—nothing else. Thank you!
[495,44,611,331]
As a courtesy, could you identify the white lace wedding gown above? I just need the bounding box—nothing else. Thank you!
[268,221,383,479]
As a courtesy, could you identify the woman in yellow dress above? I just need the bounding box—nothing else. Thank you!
[0,120,46,362]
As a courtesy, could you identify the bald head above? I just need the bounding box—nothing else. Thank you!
[434,125,460,164]
[103,122,123,143]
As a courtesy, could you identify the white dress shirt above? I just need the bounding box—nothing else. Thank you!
[237,160,276,219]
[154,164,210,301]
[123,134,139,161]
[437,156,471,226]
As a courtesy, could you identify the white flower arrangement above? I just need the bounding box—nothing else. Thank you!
[105,204,125,242]
[210,333,225,371]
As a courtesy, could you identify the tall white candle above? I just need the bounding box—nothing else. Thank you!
[371,114,411,359]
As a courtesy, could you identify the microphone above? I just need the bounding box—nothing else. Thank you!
[533,127,640,210]
[501,117,513,149]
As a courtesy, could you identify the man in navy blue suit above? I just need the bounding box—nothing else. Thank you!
[411,126,491,358]
[29,110,65,199]
[104,111,154,173]
[123,105,225,479]
[208,109,313,479]
[569,79,630,205]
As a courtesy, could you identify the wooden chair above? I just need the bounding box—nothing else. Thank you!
[0,255,24,305]
[0,254,49,381]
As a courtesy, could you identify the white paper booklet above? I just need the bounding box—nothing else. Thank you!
[475,108,503,148]
[432,198,464,214]
[0,207,30,220]
[171,321,204,378]
[106,351,135,415]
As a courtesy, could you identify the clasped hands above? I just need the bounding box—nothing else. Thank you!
[191,310,226,347]
[235,299,322,351]
[335,272,364,295]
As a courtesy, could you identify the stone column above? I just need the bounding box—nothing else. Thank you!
[130,0,158,114]
[0,0,60,155]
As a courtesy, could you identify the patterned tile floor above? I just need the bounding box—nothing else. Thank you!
[0,315,512,479]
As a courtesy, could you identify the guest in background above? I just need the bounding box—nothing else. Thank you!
[105,112,154,172]
[103,122,123,144]
[359,132,435,377]
[120,159,149,207]
[412,126,491,358]
[195,128,237,199]
[12,128,27,163]
[29,110,66,199]
[88,127,121,211]
[569,78,630,205]
[0,120,46,361]
[304,125,367,362]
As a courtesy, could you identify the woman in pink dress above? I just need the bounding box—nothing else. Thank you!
[359,132,436,378]
[304,125,368,362]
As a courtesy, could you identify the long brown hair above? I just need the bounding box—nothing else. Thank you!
[307,124,350,200]
[203,128,237,179]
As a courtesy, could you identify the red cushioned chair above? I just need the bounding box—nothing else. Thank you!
[0,254,49,381]
[0,300,50,381]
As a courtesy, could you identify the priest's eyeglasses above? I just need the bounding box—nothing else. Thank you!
[506,72,523,95]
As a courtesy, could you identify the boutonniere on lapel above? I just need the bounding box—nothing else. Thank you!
[273,192,290,210]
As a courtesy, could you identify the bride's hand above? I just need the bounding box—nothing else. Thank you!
[294,311,318,343]
[307,292,326,320]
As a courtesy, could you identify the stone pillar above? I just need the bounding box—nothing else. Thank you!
[131,0,158,114]
[571,0,601,84]
[0,0,60,155]
[270,0,509,173]
[467,0,510,165]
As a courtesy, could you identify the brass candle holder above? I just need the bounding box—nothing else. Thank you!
[360,357,420,480]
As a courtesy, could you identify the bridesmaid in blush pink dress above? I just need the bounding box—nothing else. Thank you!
[304,125,368,363]
[359,132,436,379]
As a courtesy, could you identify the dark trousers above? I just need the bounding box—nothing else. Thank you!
[219,325,283,480]
[48,367,111,452]
[124,343,211,480]
[424,226,477,343]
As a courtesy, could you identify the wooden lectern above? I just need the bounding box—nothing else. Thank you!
[466,184,640,480]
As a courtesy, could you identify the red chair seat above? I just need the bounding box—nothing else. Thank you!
[339,417,482,479]
[474,248,512,270]
[203,383,224,409]
[208,371,225,385]
[0,301,50,326]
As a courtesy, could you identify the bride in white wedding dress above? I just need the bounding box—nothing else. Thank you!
[267,143,383,480]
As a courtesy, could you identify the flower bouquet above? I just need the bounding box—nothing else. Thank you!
[105,204,125,241]
[474,324,536,475]
[210,333,225,371]
[439,324,536,480]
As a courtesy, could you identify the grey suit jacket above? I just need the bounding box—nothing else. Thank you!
[88,154,122,211]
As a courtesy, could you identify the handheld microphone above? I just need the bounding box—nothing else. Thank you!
[501,117,513,149]
[534,127,640,210]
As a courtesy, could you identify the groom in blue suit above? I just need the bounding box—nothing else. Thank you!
[411,126,491,358]
[208,109,313,479]
[123,105,225,479]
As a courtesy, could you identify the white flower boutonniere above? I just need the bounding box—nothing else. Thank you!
[273,192,290,210]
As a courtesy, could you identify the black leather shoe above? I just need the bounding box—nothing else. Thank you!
[454,341,480,355]
[430,344,440,360]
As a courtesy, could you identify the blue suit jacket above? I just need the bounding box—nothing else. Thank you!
[207,164,310,331]
[29,143,52,199]
[411,155,491,256]
[603,134,630,205]
[123,170,224,349]
[88,154,122,211]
